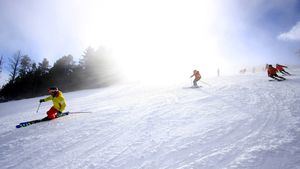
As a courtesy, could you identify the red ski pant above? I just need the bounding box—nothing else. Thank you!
[47,107,58,119]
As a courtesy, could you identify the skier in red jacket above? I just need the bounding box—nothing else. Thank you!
[276,64,291,75]
[267,65,286,81]
[190,70,201,87]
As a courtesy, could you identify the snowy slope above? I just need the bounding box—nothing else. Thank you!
[1,69,300,169]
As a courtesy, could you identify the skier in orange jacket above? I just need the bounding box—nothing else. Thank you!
[190,70,201,87]
[267,65,285,81]
[276,64,291,75]
[39,87,66,120]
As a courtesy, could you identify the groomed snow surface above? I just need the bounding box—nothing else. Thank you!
[1,69,300,169]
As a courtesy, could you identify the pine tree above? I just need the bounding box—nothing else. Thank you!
[49,55,75,90]
[19,55,32,77]
[38,58,50,75]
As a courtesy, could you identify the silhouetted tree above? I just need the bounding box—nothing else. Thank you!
[49,55,75,90]
[8,51,22,83]
[38,58,50,75]
[80,47,97,87]
[80,47,116,88]
[19,55,32,77]
[31,63,37,72]
[0,47,117,101]
[0,55,3,76]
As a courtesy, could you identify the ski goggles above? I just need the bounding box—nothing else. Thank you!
[48,87,58,93]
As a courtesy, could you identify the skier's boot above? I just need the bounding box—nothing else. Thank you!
[56,111,63,118]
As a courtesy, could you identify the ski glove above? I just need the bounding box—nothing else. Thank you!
[39,99,45,103]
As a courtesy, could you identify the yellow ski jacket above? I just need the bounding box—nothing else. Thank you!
[43,91,66,112]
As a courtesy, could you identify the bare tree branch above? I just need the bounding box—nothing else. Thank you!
[8,51,22,82]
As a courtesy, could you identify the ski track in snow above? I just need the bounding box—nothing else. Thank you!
[1,70,300,169]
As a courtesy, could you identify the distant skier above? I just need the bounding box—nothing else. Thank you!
[267,65,286,81]
[39,87,66,120]
[276,64,291,75]
[190,70,201,87]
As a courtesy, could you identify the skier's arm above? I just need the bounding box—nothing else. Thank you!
[44,96,53,102]
[267,70,271,77]
[40,96,52,102]
[57,97,66,112]
[58,102,66,112]
[279,64,288,68]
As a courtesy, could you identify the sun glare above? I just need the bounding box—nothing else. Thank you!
[77,0,222,85]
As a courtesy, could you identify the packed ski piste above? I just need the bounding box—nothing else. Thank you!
[1,65,300,169]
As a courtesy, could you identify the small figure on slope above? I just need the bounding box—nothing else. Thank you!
[276,64,291,75]
[190,70,201,87]
[39,87,66,120]
[267,65,286,81]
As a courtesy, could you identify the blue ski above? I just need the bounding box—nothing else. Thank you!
[16,112,69,128]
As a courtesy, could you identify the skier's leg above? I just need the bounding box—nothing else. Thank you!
[270,75,281,81]
[280,70,287,75]
[274,74,286,80]
[47,107,58,120]
[283,70,291,75]
[279,70,284,75]
[279,76,286,80]
[193,79,197,87]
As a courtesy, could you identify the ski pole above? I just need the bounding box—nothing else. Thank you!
[68,111,92,114]
[36,102,41,113]
[200,80,211,86]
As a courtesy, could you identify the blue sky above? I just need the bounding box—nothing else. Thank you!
[1,0,300,84]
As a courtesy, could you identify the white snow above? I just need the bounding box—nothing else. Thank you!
[1,69,300,169]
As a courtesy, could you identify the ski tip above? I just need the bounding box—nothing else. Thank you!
[16,125,21,128]
[268,79,284,81]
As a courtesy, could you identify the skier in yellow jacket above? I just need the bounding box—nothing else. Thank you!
[39,87,66,119]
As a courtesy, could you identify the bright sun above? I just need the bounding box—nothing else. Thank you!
[77,0,224,85]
